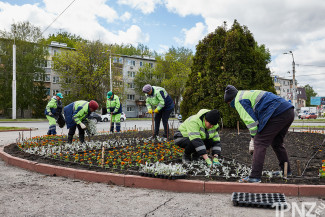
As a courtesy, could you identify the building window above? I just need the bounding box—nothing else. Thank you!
[127,60,136,66]
[140,61,143,67]
[128,83,135,89]
[149,63,153,68]
[52,89,59,96]
[139,95,145,100]
[45,74,51,82]
[45,88,50,96]
[64,90,70,95]
[128,71,135,77]
[127,106,135,112]
[127,94,135,100]
[53,76,59,83]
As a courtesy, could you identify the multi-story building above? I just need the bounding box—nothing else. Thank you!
[272,75,306,111]
[46,42,156,118]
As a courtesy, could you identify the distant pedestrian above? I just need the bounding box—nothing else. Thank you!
[224,85,294,183]
[106,91,122,133]
[64,100,99,144]
[44,93,63,135]
[142,84,174,139]
[174,109,222,166]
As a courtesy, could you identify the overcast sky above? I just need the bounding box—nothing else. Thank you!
[1,0,325,96]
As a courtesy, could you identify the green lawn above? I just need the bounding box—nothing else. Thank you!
[294,118,325,122]
[0,119,47,122]
[0,126,30,131]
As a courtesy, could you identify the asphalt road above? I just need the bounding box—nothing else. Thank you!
[0,121,325,216]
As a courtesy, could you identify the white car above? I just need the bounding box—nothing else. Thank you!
[101,112,126,122]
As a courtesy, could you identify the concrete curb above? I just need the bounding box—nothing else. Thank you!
[1,146,324,197]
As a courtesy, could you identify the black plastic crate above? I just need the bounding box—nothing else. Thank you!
[232,192,287,209]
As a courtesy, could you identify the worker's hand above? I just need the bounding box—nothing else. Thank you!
[154,108,159,113]
[212,157,221,166]
[79,122,87,129]
[48,112,53,116]
[148,109,153,114]
[249,138,254,155]
[205,158,212,167]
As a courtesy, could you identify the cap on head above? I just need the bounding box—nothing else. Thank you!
[142,84,152,93]
[205,109,220,125]
[224,85,238,103]
[56,93,63,99]
[89,100,99,111]
[107,91,113,99]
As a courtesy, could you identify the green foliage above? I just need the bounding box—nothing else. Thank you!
[44,32,85,48]
[112,43,155,57]
[0,21,47,117]
[134,63,161,95]
[304,84,317,106]
[52,40,114,109]
[180,20,275,128]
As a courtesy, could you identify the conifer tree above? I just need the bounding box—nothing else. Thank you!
[180,20,275,128]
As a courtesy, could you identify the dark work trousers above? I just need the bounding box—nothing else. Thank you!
[250,108,294,179]
[68,124,85,143]
[154,108,173,137]
[175,136,214,156]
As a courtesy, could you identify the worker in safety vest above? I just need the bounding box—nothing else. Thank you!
[64,100,99,144]
[174,109,222,166]
[224,85,294,183]
[142,84,174,139]
[44,93,63,135]
[106,91,122,133]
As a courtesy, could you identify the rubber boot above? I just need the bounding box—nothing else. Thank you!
[79,133,85,144]
[116,123,121,132]
[192,152,200,161]
[68,134,73,144]
[110,123,115,133]
[47,130,51,135]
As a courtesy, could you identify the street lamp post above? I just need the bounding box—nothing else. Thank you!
[12,37,16,119]
[284,51,296,115]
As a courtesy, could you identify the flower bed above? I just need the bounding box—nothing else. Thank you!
[4,129,325,184]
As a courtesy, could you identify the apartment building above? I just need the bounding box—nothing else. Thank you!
[272,75,306,110]
[46,42,156,118]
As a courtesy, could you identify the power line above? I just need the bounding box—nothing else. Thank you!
[41,0,78,35]
[296,64,325,68]
[296,73,325,77]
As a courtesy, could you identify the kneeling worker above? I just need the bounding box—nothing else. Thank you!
[174,109,222,166]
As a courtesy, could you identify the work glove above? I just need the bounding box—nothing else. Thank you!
[154,108,159,113]
[79,122,87,130]
[205,158,212,167]
[249,138,254,155]
[212,157,221,166]
[148,109,153,114]
[48,112,53,116]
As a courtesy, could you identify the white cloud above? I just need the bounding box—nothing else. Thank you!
[117,0,162,14]
[120,12,131,21]
[182,22,206,46]
[164,0,325,95]
[157,44,169,53]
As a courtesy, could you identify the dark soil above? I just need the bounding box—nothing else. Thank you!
[4,129,325,185]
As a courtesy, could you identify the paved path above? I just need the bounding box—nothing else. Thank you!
[0,121,324,216]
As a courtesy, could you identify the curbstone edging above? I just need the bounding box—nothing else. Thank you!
[1,146,325,196]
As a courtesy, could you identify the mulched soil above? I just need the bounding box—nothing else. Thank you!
[4,128,325,185]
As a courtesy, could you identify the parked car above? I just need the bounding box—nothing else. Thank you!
[300,113,317,119]
[88,112,102,123]
[101,112,126,122]
[298,112,306,119]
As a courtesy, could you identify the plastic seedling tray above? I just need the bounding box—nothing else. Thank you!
[232,192,287,209]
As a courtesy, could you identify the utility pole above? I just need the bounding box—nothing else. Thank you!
[109,49,112,91]
[284,51,296,116]
[12,37,16,119]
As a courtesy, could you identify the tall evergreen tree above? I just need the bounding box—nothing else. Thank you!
[180,20,275,128]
